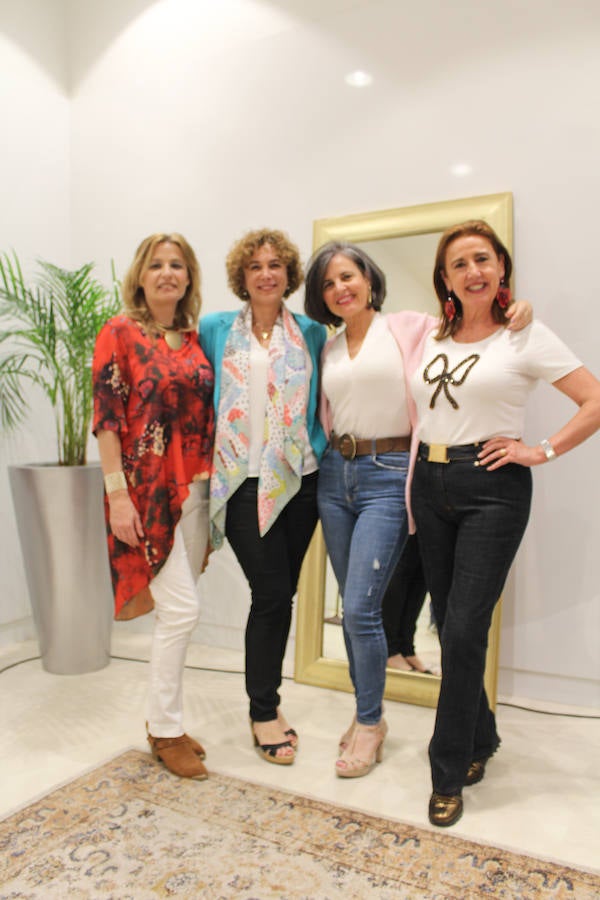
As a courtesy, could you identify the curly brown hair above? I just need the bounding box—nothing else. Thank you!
[226,228,303,300]
[122,233,202,330]
[433,220,513,340]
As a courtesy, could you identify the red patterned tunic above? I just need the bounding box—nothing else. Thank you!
[93,315,214,619]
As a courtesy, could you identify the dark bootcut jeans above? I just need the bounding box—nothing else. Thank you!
[412,452,532,796]
[225,472,319,723]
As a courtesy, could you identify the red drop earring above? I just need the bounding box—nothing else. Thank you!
[444,294,456,321]
[496,280,511,309]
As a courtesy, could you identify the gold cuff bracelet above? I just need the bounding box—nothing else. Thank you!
[104,471,127,494]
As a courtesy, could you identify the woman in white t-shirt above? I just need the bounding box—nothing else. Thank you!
[410,220,600,828]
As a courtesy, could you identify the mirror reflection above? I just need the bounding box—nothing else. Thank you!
[323,541,442,676]
[295,193,511,709]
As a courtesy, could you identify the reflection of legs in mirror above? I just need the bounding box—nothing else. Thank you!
[386,652,415,672]
[382,534,440,675]
[324,588,343,626]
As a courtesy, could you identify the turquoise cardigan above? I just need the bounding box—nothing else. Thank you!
[199,310,328,463]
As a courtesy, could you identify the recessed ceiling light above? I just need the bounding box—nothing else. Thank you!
[450,163,472,177]
[345,70,373,87]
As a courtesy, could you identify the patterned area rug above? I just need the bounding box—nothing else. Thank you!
[1,749,598,899]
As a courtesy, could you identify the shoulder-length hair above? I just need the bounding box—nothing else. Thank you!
[226,228,303,300]
[433,220,513,340]
[122,232,202,330]
[304,241,386,327]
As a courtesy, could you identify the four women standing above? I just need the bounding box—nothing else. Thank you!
[95,222,600,830]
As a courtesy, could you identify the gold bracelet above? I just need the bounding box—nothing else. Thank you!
[104,471,127,494]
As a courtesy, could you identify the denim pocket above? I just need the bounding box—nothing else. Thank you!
[371,451,409,472]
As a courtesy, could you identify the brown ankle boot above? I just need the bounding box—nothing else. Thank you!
[147,733,208,780]
[184,734,206,760]
[146,722,206,760]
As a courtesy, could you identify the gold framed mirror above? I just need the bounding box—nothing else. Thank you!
[294,192,513,709]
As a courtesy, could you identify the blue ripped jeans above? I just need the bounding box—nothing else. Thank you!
[318,447,409,725]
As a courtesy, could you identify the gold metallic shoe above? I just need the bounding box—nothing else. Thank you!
[147,732,208,780]
[465,740,499,786]
[428,792,463,827]
[465,759,487,786]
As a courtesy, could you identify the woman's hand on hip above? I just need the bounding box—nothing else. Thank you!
[108,492,144,547]
[479,437,545,470]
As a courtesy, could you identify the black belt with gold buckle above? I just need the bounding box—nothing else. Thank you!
[331,433,411,461]
[418,441,481,464]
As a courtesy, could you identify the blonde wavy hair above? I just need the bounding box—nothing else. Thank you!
[122,233,202,330]
[226,228,303,300]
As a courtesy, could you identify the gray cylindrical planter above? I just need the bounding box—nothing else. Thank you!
[9,463,113,674]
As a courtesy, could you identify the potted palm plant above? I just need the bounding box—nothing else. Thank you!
[0,252,121,673]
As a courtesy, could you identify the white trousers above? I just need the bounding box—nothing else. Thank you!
[147,480,209,737]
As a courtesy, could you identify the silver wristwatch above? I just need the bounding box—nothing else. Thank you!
[540,438,557,461]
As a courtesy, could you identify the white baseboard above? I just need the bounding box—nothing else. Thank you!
[498,667,599,712]
[0,616,36,647]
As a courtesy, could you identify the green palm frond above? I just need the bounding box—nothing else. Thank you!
[0,251,121,465]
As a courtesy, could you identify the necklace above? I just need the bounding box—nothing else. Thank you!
[252,322,274,342]
[154,321,183,350]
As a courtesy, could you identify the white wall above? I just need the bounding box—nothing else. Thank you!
[0,0,70,643]
[1,0,598,707]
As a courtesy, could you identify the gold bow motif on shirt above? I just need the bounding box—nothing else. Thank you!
[423,353,480,410]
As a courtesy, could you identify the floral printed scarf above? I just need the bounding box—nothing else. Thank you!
[210,304,309,547]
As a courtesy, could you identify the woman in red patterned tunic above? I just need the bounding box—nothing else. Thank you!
[93,233,214,780]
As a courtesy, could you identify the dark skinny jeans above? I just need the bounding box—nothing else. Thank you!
[225,472,319,723]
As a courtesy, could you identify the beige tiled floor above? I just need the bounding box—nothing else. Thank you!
[1,634,599,875]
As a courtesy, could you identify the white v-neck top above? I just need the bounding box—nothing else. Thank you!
[321,313,410,439]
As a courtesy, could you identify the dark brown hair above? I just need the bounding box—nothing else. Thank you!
[304,241,386,327]
[433,220,513,339]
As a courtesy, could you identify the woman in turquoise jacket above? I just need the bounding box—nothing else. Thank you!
[199,228,326,765]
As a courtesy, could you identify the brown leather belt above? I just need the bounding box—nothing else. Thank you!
[331,432,411,460]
